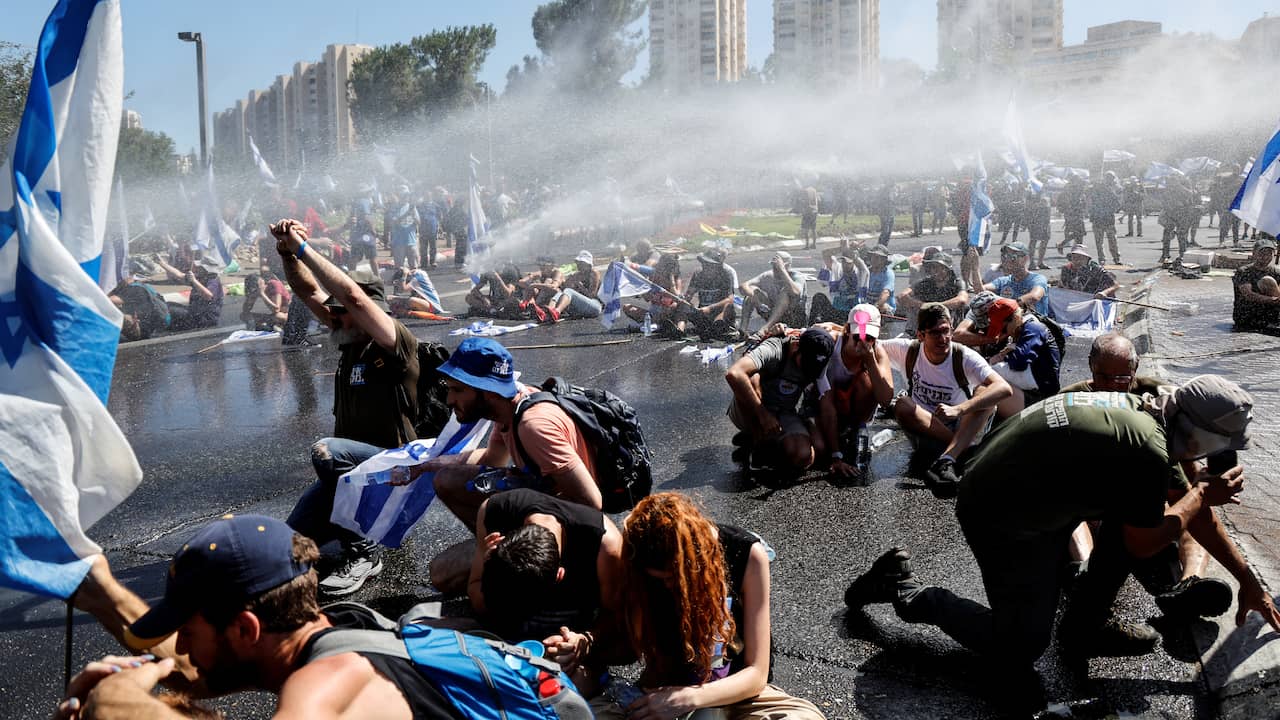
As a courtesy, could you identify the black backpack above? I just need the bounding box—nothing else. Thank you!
[405,341,453,440]
[513,377,653,513]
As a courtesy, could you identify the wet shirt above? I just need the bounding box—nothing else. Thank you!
[491,385,599,482]
[189,275,224,328]
[746,269,805,304]
[688,266,735,306]
[1060,261,1116,294]
[910,274,963,304]
[115,282,170,338]
[1232,264,1280,330]
[747,337,811,416]
[960,392,1189,536]
[990,272,1050,316]
[333,320,420,448]
[881,339,993,412]
[1002,317,1060,395]
[865,267,896,312]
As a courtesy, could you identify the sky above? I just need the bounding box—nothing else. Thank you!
[2,0,1278,153]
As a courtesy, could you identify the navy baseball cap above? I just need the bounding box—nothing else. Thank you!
[125,515,311,650]
[438,337,518,398]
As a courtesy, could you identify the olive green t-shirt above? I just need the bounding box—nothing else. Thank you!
[960,392,1187,537]
[333,320,420,448]
[1059,375,1167,397]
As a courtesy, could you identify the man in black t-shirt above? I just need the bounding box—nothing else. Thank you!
[273,219,420,598]
[897,248,969,331]
[1232,237,1280,333]
[845,377,1280,713]
[682,249,739,340]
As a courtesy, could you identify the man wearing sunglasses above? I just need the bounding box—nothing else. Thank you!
[272,219,421,597]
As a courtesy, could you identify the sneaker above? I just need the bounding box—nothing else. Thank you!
[544,305,561,323]
[926,456,961,497]
[1154,576,1232,619]
[1061,618,1161,658]
[844,547,916,608]
[318,553,383,597]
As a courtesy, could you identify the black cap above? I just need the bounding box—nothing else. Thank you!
[126,515,311,650]
[797,327,835,380]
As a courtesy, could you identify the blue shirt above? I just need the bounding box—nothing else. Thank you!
[866,267,896,312]
[991,272,1049,316]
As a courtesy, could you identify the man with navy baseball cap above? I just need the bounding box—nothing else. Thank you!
[418,337,610,597]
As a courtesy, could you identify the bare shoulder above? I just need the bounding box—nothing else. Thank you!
[276,652,412,720]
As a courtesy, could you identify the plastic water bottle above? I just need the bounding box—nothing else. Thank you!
[466,467,510,494]
[855,426,871,477]
[870,428,895,450]
[642,312,654,337]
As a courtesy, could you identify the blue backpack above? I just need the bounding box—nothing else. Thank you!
[302,602,592,720]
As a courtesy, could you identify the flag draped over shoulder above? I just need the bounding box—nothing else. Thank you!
[0,0,142,599]
[598,261,653,329]
[1231,122,1280,237]
[968,153,994,252]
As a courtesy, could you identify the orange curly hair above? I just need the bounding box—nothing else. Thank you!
[622,492,735,686]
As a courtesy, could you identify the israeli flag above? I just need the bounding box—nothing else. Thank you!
[1002,98,1042,193]
[598,261,653,329]
[1231,123,1280,237]
[192,162,233,267]
[1103,149,1135,163]
[98,176,129,292]
[1047,288,1116,338]
[465,155,489,283]
[968,152,994,252]
[0,0,143,599]
[331,417,492,548]
[407,268,445,313]
[247,134,277,186]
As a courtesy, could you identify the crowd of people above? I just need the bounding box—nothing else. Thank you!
[57,159,1280,718]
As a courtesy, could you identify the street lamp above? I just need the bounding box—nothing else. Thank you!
[177,31,209,169]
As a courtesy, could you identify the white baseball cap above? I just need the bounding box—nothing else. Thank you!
[847,303,882,339]
[575,250,593,265]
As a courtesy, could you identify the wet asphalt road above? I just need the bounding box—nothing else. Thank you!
[0,236,1217,719]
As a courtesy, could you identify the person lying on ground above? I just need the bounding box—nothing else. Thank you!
[110,279,171,341]
[550,251,603,321]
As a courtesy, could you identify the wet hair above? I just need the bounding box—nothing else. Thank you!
[622,493,734,685]
[481,524,560,621]
[498,263,521,285]
[120,315,142,342]
[202,534,322,633]
[654,254,681,285]
[1089,333,1138,370]
[916,302,950,332]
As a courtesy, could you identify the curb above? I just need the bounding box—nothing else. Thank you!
[1124,272,1280,719]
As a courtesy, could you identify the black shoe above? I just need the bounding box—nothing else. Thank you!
[1061,618,1161,658]
[845,547,915,608]
[731,432,751,462]
[1155,575,1232,619]
[926,456,961,497]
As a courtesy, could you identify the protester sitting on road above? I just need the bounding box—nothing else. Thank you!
[550,251,603,320]
[1058,244,1119,297]
[386,266,448,319]
[725,327,835,473]
[626,238,659,272]
[466,263,523,319]
[624,251,684,336]
[683,248,740,341]
[591,493,827,720]
[60,515,469,719]
[951,290,1002,355]
[273,218,420,597]
[984,242,1049,316]
[845,377,1280,715]
[110,279,171,342]
[1058,334,1229,627]
[519,255,565,311]
[1232,236,1280,334]
[154,254,224,331]
[810,245,868,324]
[879,303,1011,494]
[419,338,606,531]
[739,251,807,335]
[976,298,1062,414]
[896,247,969,333]
[861,245,897,318]
[817,305,895,480]
[240,271,291,330]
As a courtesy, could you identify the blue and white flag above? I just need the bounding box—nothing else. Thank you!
[1103,149,1136,163]
[1047,287,1116,338]
[968,153,994,252]
[598,261,653,329]
[141,204,155,232]
[1144,161,1184,183]
[465,155,489,283]
[0,0,142,600]
[1231,123,1280,237]
[98,176,129,292]
[1178,157,1221,176]
[247,134,277,186]
[192,161,234,267]
[1002,98,1042,193]
[407,268,445,313]
[331,416,492,548]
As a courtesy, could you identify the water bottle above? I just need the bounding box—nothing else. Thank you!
[466,467,510,494]
[855,425,871,478]
[870,428,895,450]
[642,312,654,337]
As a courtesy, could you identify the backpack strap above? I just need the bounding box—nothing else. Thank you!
[949,342,972,399]
[905,340,920,397]
[511,391,559,477]
[302,628,410,665]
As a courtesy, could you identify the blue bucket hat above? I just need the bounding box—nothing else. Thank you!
[438,337,518,398]
[126,515,311,649]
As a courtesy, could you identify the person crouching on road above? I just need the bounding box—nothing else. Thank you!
[725,327,835,474]
[817,304,895,480]
[588,492,826,720]
[973,297,1061,416]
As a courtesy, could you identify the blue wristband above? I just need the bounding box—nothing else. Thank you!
[295,241,308,259]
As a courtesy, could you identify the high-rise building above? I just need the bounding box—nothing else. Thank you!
[1024,20,1160,90]
[122,109,143,130]
[649,0,747,91]
[773,0,879,90]
[212,43,372,169]
[937,0,1062,77]
[1241,13,1280,63]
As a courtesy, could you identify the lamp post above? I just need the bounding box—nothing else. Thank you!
[177,32,209,169]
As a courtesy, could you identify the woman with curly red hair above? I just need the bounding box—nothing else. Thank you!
[599,492,825,720]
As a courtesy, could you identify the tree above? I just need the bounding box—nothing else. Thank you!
[348,25,496,140]
[115,126,177,182]
[1,41,33,164]
[504,55,544,96]
[530,0,646,95]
